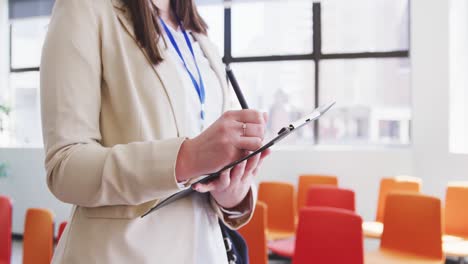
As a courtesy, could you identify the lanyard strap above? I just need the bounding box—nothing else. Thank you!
[160,18,206,120]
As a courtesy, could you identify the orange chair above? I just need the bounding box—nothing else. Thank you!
[297,175,338,213]
[363,176,421,238]
[258,182,296,240]
[443,183,468,258]
[269,207,364,264]
[23,208,55,264]
[365,193,444,264]
[57,221,68,242]
[0,196,12,264]
[445,184,468,239]
[239,202,268,264]
[306,186,355,212]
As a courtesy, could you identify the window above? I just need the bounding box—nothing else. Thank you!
[231,61,316,144]
[1,0,411,147]
[10,18,48,69]
[198,3,224,54]
[321,0,409,53]
[319,58,410,145]
[213,0,411,146]
[1,13,49,147]
[8,71,42,147]
[231,0,313,57]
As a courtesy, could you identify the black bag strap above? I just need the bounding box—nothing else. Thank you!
[219,219,249,264]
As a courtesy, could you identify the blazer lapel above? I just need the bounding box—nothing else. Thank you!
[111,0,188,136]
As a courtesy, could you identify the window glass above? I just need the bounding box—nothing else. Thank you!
[2,72,43,147]
[10,17,49,69]
[319,58,411,145]
[198,3,225,55]
[321,0,409,53]
[230,61,315,144]
[231,0,313,57]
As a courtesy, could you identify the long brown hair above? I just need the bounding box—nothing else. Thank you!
[122,0,208,65]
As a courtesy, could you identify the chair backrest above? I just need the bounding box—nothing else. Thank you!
[293,207,363,264]
[306,186,355,211]
[239,202,268,264]
[380,193,443,260]
[445,184,468,238]
[23,208,55,264]
[57,221,68,242]
[375,177,421,222]
[297,175,338,212]
[258,182,296,234]
[0,196,13,264]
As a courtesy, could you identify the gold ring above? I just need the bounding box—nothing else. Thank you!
[242,123,247,136]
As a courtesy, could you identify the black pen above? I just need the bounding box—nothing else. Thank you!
[225,65,249,109]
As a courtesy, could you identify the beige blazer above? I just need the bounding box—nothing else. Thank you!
[40,0,255,263]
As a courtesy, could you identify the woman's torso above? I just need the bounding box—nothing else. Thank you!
[48,0,231,263]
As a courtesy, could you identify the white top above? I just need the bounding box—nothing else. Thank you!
[163,25,227,264]
[164,25,223,137]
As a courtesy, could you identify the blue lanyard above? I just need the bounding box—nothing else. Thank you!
[159,18,206,120]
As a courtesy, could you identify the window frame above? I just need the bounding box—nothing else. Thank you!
[7,1,411,146]
[222,1,410,145]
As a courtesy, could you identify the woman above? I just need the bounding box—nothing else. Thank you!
[40,0,269,263]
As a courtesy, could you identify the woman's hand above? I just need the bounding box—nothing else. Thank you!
[176,110,267,182]
[193,149,271,209]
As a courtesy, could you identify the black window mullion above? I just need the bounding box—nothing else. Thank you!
[313,2,321,144]
[9,24,13,72]
[222,1,232,65]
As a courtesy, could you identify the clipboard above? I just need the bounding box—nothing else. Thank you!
[141,101,336,217]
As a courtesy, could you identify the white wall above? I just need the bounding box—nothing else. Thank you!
[0,149,71,234]
[1,0,468,235]
[412,0,468,201]
[449,0,468,153]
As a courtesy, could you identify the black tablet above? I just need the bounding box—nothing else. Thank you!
[142,102,335,217]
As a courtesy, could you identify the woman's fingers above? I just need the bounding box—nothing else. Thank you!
[261,148,271,159]
[230,160,247,185]
[235,121,265,139]
[242,153,261,181]
[193,169,231,193]
[234,137,263,151]
[229,110,265,125]
[252,154,267,176]
[244,153,261,173]
[248,149,271,177]
[192,181,215,193]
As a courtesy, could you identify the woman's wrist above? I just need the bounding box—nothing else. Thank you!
[175,139,199,182]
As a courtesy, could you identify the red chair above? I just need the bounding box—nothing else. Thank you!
[0,196,12,264]
[269,207,364,264]
[57,221,67,242]
[306,186,355,211]
[297,175,338,213]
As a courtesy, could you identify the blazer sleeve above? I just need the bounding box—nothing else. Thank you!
[210,184,257,229]
[40,0,185,208]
